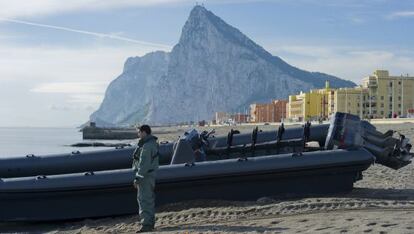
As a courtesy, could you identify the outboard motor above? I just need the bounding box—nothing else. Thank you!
[171,129,202,164]
[325,112,413,169]
[170,129,215,164]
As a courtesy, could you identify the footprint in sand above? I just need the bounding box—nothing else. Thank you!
[381,223,397,227]
[314,226,333,231]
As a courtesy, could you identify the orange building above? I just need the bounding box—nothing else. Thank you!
[250,100,288,123]
[231,113,249,123]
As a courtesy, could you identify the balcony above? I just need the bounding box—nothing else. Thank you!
[367,81,377,87]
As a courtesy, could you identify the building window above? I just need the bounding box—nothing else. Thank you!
[398,104,401,108]
[398,111,401,115]
[373,110,377,114]
[390,82,393,87]
[381,111,384,115]
[381,96,384,100]
[398,96,401,101]
[389,97,392,102]
[398,81,401,85]
[357,103,360,107]
[381,103,384,108]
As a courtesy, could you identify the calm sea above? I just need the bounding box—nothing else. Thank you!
[0,127,134,158]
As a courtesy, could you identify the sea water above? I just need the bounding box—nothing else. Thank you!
[0,127,133,158]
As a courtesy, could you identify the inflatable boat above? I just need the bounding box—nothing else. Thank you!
[0,112,412,221]
[0,149,373,221]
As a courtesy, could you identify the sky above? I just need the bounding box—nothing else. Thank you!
[0,0,413,127]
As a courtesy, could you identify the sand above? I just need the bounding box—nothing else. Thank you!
[2,123,414,233]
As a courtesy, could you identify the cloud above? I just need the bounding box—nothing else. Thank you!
[0,18,171,49]
[31,82,108,107]
[386,11,414,20]
[31,82,109,94]
[266,44,414,82]
[31,82,106,104]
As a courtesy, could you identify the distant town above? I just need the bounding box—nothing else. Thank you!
[214,70,414,125]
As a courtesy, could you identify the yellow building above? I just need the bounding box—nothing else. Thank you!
[287,70,414,121]
[333,87,368,118]
[287,81,332,121]
[359,70,414,118]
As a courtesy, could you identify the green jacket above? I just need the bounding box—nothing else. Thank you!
[132,135,159,179]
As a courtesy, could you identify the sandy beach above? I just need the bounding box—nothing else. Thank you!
[2,123,414,233]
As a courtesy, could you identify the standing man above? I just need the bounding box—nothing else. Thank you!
[133,125,159,233]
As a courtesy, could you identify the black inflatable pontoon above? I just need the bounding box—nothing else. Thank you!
[0,149,373,221]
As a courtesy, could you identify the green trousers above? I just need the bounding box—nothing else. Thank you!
[137,174,156,227]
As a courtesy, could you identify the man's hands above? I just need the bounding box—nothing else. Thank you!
[133,178,139,189]
[133,175,144,189]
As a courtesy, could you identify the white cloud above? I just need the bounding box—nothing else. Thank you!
[386,11,414,20]
[266,44,414,82]
[31,82,107,105]
[31,82,108,94]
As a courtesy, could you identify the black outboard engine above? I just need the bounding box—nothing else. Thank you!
[325,112,413,169]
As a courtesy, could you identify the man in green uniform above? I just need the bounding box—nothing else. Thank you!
[133,125,159,233]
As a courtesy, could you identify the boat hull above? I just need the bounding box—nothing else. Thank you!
[0,148,373,221]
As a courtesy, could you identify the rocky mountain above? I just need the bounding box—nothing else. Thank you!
[90,6,355,126]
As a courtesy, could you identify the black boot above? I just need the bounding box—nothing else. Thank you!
[136,225,154,233]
